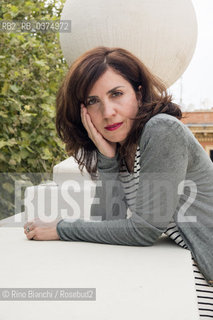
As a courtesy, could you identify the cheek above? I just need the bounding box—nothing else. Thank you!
[87,110,100,125]
[88,109,95,116]
[123,97,139,117]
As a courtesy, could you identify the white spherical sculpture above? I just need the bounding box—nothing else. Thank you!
[60,0,197,87]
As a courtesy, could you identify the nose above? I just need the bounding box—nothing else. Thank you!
[101,100,117,118]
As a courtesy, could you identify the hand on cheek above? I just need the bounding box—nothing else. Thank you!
[81,104,97,135]
[80,104,117,158]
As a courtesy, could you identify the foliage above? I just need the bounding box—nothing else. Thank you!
[0,0,68,219]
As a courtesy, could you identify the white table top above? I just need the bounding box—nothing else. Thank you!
[0,227,199,320]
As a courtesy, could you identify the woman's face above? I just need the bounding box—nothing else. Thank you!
[85,68,141,145]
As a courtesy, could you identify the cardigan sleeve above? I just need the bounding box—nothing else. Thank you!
[56,116,189,246]
[89,150,128,222]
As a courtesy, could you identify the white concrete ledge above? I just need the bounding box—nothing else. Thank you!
[53,156,91,185]
[0,228,199,320]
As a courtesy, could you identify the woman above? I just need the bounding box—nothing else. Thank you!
[24,46,213,318]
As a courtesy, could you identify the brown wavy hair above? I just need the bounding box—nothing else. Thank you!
[56,46,182,180]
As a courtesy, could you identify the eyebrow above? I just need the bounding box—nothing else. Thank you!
[87,86,125,99]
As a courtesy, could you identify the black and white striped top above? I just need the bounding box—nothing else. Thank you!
[119,145,213,319]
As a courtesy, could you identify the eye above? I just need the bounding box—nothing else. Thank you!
[111,91,123,97]
[86,97,99,106]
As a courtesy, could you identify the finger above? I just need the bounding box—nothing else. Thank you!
[81,104,91,133]
[24,220,34,228]
[86,114,103,144]
[25,229,36,240]
[81,105,99,137]
[24,223,32,231]
[80,104,105,151]
[24,227,32,235]
[24,222,34,233]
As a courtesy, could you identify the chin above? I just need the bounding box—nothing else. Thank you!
[104,133,127,144]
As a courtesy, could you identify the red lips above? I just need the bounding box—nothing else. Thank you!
[104,122,123,131]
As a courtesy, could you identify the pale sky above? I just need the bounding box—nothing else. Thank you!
[169,0,213,110]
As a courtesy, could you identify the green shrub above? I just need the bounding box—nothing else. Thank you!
[0,0,68,219]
